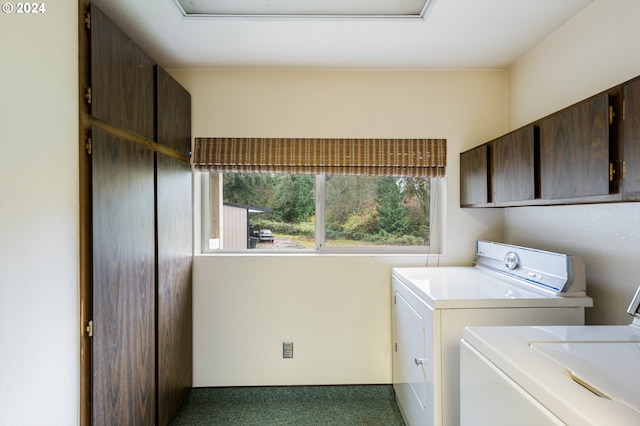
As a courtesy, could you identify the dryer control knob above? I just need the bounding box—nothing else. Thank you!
[504,252,519,270]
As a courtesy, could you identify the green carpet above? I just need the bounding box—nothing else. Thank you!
[169,385,406,425]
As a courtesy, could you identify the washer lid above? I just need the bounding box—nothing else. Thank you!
[531,341,640,414]
[462,324,640,426]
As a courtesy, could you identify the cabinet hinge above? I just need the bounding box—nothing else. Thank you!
[85,87,92,105]
[393,294,396,304]
[394,342,398,352]
[84,11,91,30]
[610,162,626,182]
[609,105,615,125]
[85,138,92,155]
[85,320,94,337]
[609,163,616,182]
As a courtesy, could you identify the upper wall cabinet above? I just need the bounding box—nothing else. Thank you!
[90,6,155,140]
[622,76,640,199]
[460,74,640,208]
[492,125,535,203]
[157,67,192,157]
[460,144,489,206]
[539,93,611,200]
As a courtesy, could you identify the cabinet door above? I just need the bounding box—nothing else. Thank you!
[623,77,640,198]
[90,5,155,140]
[91,128,156,425]
[540,94,610,199]
[157,155,193,426]
[492,126,535,202]
[157,67,192,156]
[460,145,489,206]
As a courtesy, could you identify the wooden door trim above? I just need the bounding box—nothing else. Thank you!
[78,1,91,425]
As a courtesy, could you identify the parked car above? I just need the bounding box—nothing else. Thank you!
[258,229,274,242]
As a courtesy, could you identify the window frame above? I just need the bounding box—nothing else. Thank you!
[199,172,442,255]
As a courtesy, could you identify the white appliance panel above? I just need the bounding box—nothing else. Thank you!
[460,340,564,426]
[395,292,428,409]
[392,277,437,426]
[460,324,640,426]
[438,307,585,425]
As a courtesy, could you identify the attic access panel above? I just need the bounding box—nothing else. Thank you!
[174,0,433,18]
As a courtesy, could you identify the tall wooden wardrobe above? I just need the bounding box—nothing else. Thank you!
[79,3,193,425]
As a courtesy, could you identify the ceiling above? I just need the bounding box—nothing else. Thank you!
[90,0,595,70]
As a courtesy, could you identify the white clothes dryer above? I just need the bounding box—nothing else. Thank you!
[391,241,593,426]
[460,286,640,426]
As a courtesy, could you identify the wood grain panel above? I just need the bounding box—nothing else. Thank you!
[90,5,155,140]
[623,77,640,198]
[91,128,156,425]
[156,155,193,426]
[460,145,489,206]
[157,67,192,156]
[540,94,610,199]
[492,126,535,202]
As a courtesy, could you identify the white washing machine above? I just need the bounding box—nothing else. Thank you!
[460,286,640,426]
[391,241,593,426]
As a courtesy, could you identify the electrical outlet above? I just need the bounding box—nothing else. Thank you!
[283,341,293,358]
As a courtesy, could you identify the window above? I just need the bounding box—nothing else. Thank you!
[201,172,439,253]
[194,137,445,253]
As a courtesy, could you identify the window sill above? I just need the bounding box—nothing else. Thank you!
[196,250,441,257]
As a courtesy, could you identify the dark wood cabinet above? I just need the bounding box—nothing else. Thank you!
[91,128,156,426]
[83,5,192,426]
[491,125,535,203]
[90,6,155,140]
[156,64,193,426]
[156,154,193,426]
[539,93,610,200]
[460,75,640,208]
[157,67,192,156]
[460,145,489,206]
[622,77,640,199]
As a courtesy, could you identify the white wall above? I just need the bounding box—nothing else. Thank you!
[508,0,640,130]
[0,3,79,425]
[170,69,506,386]
[506,0,640,325]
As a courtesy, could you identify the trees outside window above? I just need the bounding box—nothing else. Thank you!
[203,172,435,251]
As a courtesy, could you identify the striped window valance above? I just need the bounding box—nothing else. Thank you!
[192,138,446,178]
